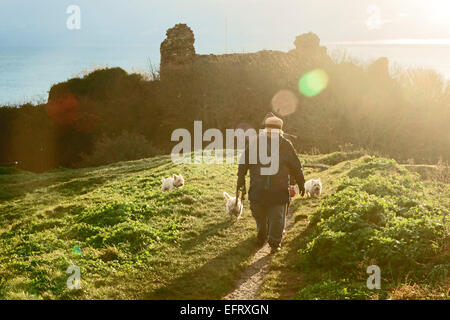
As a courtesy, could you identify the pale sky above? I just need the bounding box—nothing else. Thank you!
[1,0,450,53]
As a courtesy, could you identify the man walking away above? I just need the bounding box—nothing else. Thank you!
[236,114,305,254]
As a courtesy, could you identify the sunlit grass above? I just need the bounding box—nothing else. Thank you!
[1,153,448,300]
[260,157,450,300]
[0,155,258,299]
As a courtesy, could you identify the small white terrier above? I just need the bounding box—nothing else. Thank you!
[223,192,243,220]
[161,174,185,192]
[304,178,322,198]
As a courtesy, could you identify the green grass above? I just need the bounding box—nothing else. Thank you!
[0,155,260,299]
[260,156,450,300]
[1,153,448,300]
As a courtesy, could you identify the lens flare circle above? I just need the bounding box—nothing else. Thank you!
[299,69,329,97]
[72,245,83,256]
[271,89,298,116]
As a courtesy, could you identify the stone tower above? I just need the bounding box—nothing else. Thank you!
[291,32,328,58]
[160,24,196,77]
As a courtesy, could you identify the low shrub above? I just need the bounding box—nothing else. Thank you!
[296,280,376,300]
[80,131,162,167]
[306,151,366,166]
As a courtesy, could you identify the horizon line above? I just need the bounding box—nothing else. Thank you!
[324,38,450,46]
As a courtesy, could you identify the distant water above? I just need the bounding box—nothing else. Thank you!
[1,44,450,105]
[326,44,450,79]
[0,45,159,105]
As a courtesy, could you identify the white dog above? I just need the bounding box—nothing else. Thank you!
[161,174,185,192]
[304,178,322,198]
[223,192,243,220]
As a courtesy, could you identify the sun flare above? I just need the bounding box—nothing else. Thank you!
[423,0,450,22]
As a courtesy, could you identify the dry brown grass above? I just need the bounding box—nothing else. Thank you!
[388,281,450,300]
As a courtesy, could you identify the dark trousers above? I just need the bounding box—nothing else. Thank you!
[250,202,286,248]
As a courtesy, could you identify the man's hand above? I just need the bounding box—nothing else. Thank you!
[298,183,305,197]
[236,176,246,199]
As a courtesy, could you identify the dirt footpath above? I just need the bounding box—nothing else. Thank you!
[223,209,295,300]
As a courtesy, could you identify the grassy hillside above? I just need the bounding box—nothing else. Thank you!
[0,155,259,299]
[0,152,448,299]
[260,156,449,300]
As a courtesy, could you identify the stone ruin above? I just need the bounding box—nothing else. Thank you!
[290,32,328,57]
[159,24,332,79]
[160,24,196,68]
[368,57,390,81]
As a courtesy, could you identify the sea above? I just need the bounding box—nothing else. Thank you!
[0,45,159,106]
[1,44,450,106]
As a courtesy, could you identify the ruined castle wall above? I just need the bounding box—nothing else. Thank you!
[160,24,334,80]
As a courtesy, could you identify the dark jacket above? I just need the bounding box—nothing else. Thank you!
[237,134,305,205]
